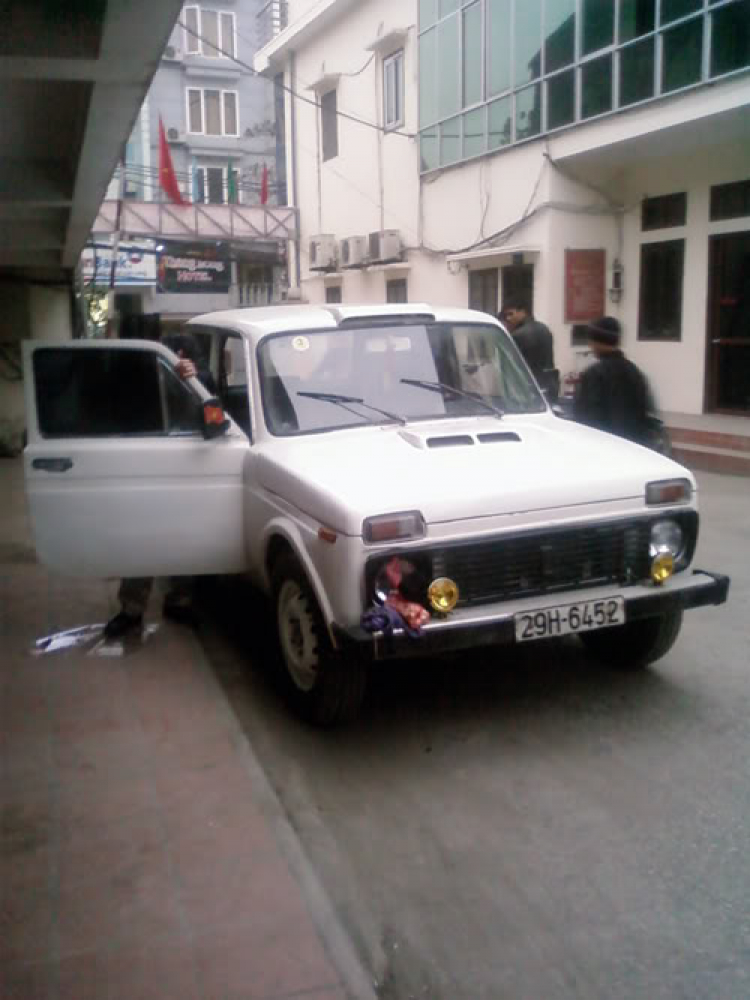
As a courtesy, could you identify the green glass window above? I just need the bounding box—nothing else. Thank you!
[619,0,655,42]
[547,69,575,129]
[488,96,512,148]
[487,0,511,96]
[419,28,438,127]
[441,116,462,165]
[545,0,576,73]
[440,0,460,15]
[711,0,750,78]
[419,0,438,29]
[514,0,542,86]
[420,127,439,171]
[660,0,701,25]
[463,2,482,107]
[463,108,485,158]
[581,54,612,118]
[438,15,460,117]
[515,83,541,140]
[582,0,614,55]
[662,18,703,92]
[620,36,655,105]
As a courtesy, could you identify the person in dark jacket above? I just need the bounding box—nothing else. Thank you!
[573,316,651,445]
[501,297,559,399]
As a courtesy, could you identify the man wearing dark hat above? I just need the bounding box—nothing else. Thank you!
[573,316,651,445]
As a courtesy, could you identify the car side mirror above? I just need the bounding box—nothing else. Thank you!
[202,398,231,439]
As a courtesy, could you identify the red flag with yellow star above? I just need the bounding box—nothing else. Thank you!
[158,116,185,205]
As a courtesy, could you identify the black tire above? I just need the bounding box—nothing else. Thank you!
[271,553,367,726]
[580,609,683,670]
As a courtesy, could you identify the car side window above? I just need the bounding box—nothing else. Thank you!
[34,347,164,437]
[217,331,252,438]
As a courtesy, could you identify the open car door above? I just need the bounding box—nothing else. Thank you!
[23,340,250,578]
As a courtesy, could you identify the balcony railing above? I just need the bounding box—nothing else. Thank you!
[257,0,288,48]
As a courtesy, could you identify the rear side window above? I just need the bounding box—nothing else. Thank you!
[34,348,202,438]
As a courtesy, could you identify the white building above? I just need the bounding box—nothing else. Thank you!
[257,0,750,419]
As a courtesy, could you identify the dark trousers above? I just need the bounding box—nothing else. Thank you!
[118,577,194,617]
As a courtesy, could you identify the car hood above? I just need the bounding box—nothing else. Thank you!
[253,415,692,536]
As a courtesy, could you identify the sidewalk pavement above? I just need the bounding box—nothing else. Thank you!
[0,457,374,1000]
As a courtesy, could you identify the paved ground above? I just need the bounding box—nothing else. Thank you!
[0,457,373,1000]
[196,472,750,1000]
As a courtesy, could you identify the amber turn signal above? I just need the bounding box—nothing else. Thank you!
[650,552,675,585]
[428,577,459,614]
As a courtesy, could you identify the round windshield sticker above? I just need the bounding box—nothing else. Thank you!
[292,335,310,352]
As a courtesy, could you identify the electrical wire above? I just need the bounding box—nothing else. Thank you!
[178,20,416,139]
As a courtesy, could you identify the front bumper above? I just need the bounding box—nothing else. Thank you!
[331,569,730,662]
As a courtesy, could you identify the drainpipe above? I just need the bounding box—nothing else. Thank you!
[290,50,302,290]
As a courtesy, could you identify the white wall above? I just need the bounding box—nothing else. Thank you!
[278,0,750,415]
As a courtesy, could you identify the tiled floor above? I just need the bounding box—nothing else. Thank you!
[0,458,349,1000]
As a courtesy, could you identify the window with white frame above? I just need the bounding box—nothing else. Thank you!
[186,88,239,136]
[183,6,236,58]
[193,165,240,204]
[383,50,404,129]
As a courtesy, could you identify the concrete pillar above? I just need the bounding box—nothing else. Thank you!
[0,283,72,456]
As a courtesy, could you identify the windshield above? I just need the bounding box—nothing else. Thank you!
[258,322,545,436]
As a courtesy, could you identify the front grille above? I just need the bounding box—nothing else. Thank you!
[431,519,653,606]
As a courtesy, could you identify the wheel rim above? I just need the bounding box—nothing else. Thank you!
[277,579,319,692]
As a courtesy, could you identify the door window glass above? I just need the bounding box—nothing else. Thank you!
[34,348,163,437]
[160,361,203,433]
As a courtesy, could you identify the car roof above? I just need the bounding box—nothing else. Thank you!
[187,303,502,343]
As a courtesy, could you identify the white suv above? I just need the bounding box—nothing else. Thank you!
[23,304,729,724]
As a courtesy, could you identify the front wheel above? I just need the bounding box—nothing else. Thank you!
[580,609,683,669]
[271,553,367,726]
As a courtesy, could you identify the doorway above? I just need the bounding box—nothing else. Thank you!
[501,264,534,315]
[706,233,750,414]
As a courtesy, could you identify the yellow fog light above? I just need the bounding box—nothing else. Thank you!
[428,577,459,614]
[651,552,675,585]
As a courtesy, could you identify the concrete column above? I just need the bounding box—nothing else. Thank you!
[0,283,72,455]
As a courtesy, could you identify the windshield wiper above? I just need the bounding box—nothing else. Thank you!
[297,391,407,426]
[400,378,504,418]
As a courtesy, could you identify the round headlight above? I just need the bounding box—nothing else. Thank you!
[650,519,684,558]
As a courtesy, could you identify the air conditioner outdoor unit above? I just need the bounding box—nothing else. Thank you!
[340,236,368,268]
[309,235,337,271]
[164,45,182,61]
[369,229,402,263]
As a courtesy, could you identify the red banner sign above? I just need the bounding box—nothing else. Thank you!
[565,249,606,323]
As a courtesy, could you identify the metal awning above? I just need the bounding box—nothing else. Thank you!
[446,245,541,266]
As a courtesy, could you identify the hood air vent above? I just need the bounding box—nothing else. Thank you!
[478,432,521,444]
[427,435,475,448]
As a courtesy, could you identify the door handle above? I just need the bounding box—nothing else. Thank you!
[32,457,73,472]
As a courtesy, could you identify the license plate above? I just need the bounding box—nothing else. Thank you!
[514,597,625,643]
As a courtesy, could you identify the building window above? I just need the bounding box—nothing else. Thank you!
[183,7,236,58]
[186,88,239,136]
[710,179,750,221]
[193,165,239,204]
[418,0,750,171]
[384,50,404,129]
[641,192,687,230]
[321,90,338,161]
[386,278,408,303]
[638,240,685,341]
[325,285,342,303]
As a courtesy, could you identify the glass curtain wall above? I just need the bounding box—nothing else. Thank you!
[418,0,750,171]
